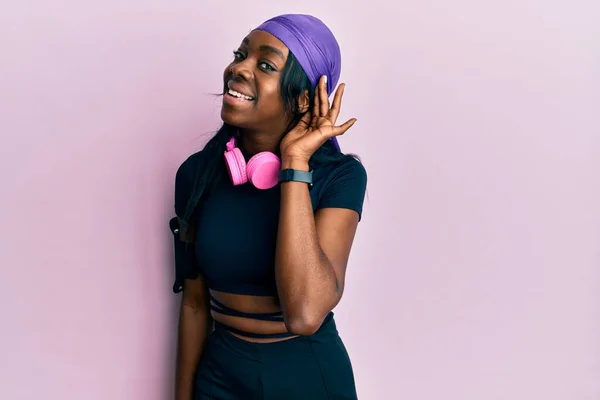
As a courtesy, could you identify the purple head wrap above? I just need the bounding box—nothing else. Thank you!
[254,14,342,152]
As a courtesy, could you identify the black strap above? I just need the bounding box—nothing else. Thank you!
[209,293,284,322]
[278,168,313,186]
[214,320,295,339]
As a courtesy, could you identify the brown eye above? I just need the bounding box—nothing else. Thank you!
[259,62,275,71]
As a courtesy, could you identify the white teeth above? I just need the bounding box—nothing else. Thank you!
[228,89,253,100]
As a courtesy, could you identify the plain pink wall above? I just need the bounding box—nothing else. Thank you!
[1,1,599,399]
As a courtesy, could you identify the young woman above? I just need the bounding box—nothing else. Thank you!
[171,14,367,400]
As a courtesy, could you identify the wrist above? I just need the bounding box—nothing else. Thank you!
[280,158,309,171]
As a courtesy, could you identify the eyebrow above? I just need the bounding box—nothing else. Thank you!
[242,37,285,60]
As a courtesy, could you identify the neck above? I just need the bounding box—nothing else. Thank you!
[237,129,282,155]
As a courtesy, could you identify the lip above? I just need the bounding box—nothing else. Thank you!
[223,92,254,106]
[227,80,255,99]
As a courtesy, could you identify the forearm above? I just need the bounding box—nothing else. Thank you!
[175,296,212,400]
[275,159,340,335]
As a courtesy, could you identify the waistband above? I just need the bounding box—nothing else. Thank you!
[208,312,340,365]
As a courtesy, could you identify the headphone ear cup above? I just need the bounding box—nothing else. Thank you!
[246,152,281,189]
[224,147,248,185]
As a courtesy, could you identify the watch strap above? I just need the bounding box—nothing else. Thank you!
[278,169,313,186]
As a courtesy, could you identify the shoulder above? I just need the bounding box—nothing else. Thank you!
[331,155,367,183]
[174,149,207,217]
[176,149,206,181]
[315,154,367,191]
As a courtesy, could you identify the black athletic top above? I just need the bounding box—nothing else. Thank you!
[174,147,367,293]
[172,146,366,337]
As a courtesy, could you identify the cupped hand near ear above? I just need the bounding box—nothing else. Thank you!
[280,75,356,163]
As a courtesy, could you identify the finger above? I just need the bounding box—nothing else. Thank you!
[314,118,356,141]
[312,86,321,128]
[297,111,312,129]
[310,107,318,130]
[328,83,345,125]
[319,75,330,118]
[331,118,357,137]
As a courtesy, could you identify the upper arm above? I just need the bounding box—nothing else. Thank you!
[315,208,360,290]
[314,158,367,290]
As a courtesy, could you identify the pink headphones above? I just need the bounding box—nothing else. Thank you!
[223,137,281,189]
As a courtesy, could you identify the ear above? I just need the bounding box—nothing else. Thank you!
[297,90,310,113]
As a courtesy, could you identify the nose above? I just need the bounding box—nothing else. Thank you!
[230,59,253,81]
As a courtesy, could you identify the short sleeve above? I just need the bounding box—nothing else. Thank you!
[317,157,368,220]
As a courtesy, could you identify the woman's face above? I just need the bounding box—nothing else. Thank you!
[221,30,291,134]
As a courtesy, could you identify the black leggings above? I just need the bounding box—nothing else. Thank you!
[194,312,358,400]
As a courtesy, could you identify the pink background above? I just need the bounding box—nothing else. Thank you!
[1,1,599,399]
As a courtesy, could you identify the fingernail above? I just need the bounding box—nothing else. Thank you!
[323,75,328,84]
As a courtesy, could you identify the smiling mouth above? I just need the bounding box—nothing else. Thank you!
[226,88,255,101]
